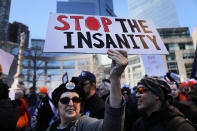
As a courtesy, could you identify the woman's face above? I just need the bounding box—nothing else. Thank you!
[58,92,81,121]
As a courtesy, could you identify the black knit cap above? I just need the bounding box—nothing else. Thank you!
[137,76,171,101]
[52,77,85,107]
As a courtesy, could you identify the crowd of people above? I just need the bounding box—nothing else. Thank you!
[0,49,197,131]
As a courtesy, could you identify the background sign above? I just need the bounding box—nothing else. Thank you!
[0,49,14,75]
[142,55,167,76]
[44,13,168,54]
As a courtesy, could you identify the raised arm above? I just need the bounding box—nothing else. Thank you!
[107,49,128,108]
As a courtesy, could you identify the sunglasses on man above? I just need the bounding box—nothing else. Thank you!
[135,87,148,94]
[59,97,81,105]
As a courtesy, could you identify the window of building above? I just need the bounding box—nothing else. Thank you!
[133,72,142,79]
[183,53,195,59]
[167,62,178,69]
[128,57,140,65]
[48,61,60,67]
[168,43,179,51]
[132,66,141,72]
[166,52,176,61]
[179,43,185,50]
[185,42,194,50]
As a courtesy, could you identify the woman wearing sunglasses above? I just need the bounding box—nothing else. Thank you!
[47,49,128,131]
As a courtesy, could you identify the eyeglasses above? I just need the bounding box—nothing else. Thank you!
[135,87,148,94]
[59,97,81,105]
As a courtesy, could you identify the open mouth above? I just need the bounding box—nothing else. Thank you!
[66,108,75,113]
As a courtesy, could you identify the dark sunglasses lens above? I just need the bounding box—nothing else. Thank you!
[72,97,81,103]
[60,97,81,104]
[60,98,70,104]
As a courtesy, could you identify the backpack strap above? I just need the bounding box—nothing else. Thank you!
[166,116,191,131]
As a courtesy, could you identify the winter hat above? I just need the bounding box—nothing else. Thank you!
[40,87,48,94]
[52,77,85,107]
[137,76,171,101]
[76,71,96,83]
[180,82,188,88]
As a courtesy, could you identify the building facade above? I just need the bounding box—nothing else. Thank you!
[22,39,101,90]
[0,0,11,41]
[8,22,30,48]
[128,0,180,28]
[57,0,115,16]
[159,27,195,82]
[192,27,197,49]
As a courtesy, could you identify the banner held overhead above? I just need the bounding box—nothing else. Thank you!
[44,13,168,55]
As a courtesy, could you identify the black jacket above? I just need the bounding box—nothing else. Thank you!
[124,97,139,131]
[83,94,105,119]
[26,92,38,107]
[0,99,19,131]
[36,95,54,131]
[132,103,195,131]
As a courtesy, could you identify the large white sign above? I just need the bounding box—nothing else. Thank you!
[44,13,168,54]
[142,55,167,76]
[0,49,14,75]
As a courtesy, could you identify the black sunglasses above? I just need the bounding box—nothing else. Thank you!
[59,97,81,105]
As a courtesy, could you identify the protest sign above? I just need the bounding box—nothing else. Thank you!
[44,13,168,54]
[0,49,14,75]
[142,55,167,76]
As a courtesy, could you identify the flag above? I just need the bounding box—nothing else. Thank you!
[62,72,69,84]
[191,49,197,80]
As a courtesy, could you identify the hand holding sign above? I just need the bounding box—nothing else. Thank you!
[107,49,128,78]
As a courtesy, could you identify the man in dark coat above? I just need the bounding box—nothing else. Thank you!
[0,82,19,131]
[121,87,139,131]
[132,76,195,131]
[73,71,105,119]
[35,87,54,131]
[26,86,38,118]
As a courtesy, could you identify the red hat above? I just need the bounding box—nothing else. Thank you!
[180,82,188,88]
[40,87,48,94]
[188,80,196,87]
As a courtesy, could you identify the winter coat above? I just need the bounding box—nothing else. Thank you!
[15,98,29,129]
[124,97,139,131]
[83,94,105,119]
[0,99,19,131]
[132,103,195,131]
[47,98,125,131]
[36,95,54,131]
